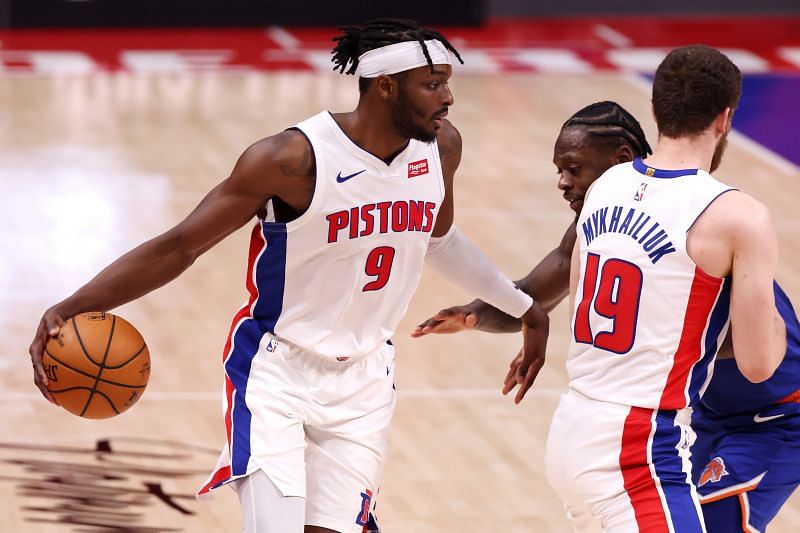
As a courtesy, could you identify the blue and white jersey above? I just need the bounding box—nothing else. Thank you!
[698,282,800,421]
[236,111,445,360]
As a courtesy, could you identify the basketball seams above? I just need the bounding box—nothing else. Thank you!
[47,386,95,393]
[103,343,148,370]
[81,315,117,417]
[45,348,148,388]
[49,384,145,395]
[45,348,100,379]
[72,316,105,366]
[86,389,122,416]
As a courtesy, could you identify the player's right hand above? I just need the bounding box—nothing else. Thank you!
[506,301,549,404]
[411,304,479,337]
[29,308,66,404]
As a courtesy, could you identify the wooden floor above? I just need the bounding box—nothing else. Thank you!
[2,69,799,532]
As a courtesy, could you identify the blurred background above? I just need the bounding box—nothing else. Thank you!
[1,1,798,532]
[2,0,800,26]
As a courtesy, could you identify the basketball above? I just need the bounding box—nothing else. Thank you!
[43,312,151,419]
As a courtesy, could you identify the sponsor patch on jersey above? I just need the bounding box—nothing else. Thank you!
[408,159,429,178]
[698,456,729,486]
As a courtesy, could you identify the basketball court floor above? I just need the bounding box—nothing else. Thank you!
[2,16,799,532]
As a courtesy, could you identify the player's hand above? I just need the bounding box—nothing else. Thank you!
[29,308,66,404]
[411,304,479,337]
[504,301,549,404]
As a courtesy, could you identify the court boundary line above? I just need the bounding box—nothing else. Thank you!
[0,387,565,402]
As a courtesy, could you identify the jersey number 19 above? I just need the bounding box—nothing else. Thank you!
[574,252,643,354]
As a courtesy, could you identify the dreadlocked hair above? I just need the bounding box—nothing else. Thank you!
[330,18,463,81]
[562,101,653,157]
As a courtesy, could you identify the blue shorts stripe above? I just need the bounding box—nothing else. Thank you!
[225,320,263,475]
[651,411,705,532]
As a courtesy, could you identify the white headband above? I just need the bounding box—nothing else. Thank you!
[355,39,452,78]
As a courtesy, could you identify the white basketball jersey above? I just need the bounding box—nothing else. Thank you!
[237,111,444,359]
[568,159,734,410]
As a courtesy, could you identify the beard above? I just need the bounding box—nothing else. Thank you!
[390,88,437,143]
[710,130,729,172]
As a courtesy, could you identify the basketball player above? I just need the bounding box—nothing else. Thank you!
[691,286,800,532]
[26,19,550,533]
[415,44,787,531]
[413,100,650,347]
[416,100,800,531]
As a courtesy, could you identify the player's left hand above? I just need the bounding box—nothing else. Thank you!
[411,303,478,337]
[505,301,549,404]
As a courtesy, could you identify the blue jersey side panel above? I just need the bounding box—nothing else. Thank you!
[699,282,800,416]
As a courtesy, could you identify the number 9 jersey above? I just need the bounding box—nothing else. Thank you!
[244,111,444,360]
[568,158,734,410]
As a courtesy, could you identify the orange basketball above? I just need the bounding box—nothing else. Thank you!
[43,312,150,419]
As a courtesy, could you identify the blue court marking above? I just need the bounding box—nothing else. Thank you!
[641,73,800,168]
[732,74,800,167]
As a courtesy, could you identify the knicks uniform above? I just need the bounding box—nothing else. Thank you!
[546,158,733,532]
[198,111,445,532]
[692,282,800,532]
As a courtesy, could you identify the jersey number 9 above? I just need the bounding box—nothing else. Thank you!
[363,246,396,292]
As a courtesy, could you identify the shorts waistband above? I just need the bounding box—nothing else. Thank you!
[567,388,679,419]
[265,333,392,364]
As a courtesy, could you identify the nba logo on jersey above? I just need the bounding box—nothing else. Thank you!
[634,182,648,201]
[408,159,429,178]
[698,456,729,486]
[355,489,373,527]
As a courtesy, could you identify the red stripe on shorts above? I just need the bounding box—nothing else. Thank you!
[620,406,669,532]
[198,465,232,495]
[222,224,267,445]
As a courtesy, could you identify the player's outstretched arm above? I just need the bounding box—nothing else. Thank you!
[728,195,786,382]
[424,120,550,402]
[412,223,575,336]
[29,130,314,399]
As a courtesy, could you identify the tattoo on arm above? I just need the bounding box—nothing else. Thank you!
[438,125,461,162]
[279,140,313,178]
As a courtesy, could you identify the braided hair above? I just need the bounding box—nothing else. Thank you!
[331,18,463,87]
[562,101,653,157]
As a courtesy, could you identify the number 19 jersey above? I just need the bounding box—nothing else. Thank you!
[240,111,445,360]
[568,158,734,410]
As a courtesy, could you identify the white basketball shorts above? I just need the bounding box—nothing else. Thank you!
[545,389,705,532]
[203,333,396,532]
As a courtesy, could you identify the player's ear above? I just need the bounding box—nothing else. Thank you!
[716,106,733,135]
[375,74,397,100]
[615,144,635,164]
